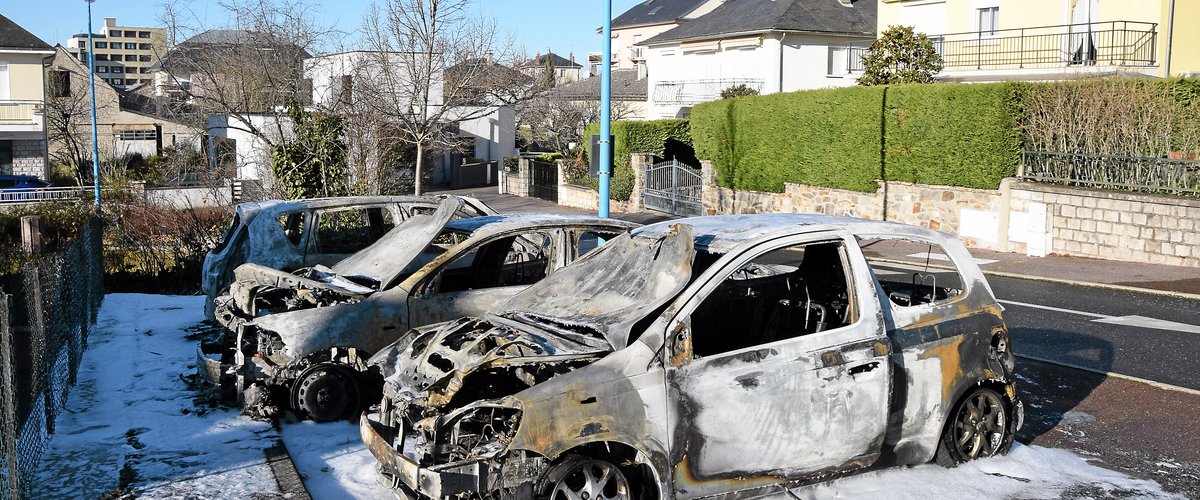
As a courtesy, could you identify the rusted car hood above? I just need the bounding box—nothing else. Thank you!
[496,223,695,350]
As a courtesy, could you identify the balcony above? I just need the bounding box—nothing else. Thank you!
[933,21,1157,72]
[0,100,44,133]
[652,78,765,106]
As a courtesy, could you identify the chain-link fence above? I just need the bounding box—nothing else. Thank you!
[0,218,103,498]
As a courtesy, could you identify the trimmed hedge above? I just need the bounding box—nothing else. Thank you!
[585,119,692,201]
[691,87,884,192]
[884,82,1024,189]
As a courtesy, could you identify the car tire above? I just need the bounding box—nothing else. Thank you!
[291,363,361,422]
[935,387,1012,467]
[539,455,634,500]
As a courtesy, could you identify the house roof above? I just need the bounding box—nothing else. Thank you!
[522,52,582,69]
[612,0,708,29]
[0,14,52,51]
[642,0,876,45]
[553,69,646,101]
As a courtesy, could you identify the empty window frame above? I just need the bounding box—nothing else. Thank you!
[857,237,965,308]
[313,207,397,255]
[429,231,555,293]
[690,240,857,358]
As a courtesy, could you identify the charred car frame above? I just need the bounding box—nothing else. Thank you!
[361,214,1023,499]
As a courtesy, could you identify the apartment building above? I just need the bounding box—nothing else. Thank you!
[0,14,53,178]
[876,0,1200,81]
[66,17,166,90]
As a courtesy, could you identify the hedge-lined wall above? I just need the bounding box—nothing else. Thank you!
[691,87,884,192]
[691,83,1025,193]
[585,119,692,201]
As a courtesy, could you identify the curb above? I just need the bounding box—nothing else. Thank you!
[265,439,312,500]
[1017,354,1200,397]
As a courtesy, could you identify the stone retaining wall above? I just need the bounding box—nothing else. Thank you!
[10,140,47,178]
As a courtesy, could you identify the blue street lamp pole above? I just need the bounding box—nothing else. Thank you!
[85,0,101,209]
[598,0,612,218]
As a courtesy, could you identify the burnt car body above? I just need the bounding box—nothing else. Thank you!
[205,199,638,421]
[361,214,1023,499]
[201,195,495,320]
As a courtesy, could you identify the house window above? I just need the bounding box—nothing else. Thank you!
[139,43,152,50]
[109,30,120,37]
[96,66,109,73]
[977,7,999,36]
[95,41,107,48]
[138,31,151,38]
[139,67,151,73]
[828,47,850,75]
[117,130,157,141]
[125,42,137,50]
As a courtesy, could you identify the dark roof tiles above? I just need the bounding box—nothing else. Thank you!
[642,0,876,45]
[0,14,52,51]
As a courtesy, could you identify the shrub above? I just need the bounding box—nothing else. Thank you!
[584,119,693,201]
[103,200,233,294]
[859,25,944,86]
[884,82,1024,189]
[721,84,759,99]
[691,86,885,192]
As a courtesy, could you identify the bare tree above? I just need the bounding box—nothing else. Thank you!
[356,0,532,195]
[44,65,110,184]
[517,91,633,156]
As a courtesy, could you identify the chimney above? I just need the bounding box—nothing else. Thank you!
[569,52,574,63]
[485,50,494,65]
[104,18,117,28]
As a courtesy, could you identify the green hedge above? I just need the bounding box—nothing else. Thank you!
[691,87,884,192]
[585,119,692,201]
[884,82,1024,189]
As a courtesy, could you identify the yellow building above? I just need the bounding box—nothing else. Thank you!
[65,18,167,91]
[876,0,1199,81]
[0,14,53,178]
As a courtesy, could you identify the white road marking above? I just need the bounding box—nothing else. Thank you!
[907,251,999,266]
[997,299,1109,318]
[998,299,1200,334]
[1093,315,1200,335]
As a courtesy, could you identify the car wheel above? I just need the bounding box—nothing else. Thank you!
[936,387,1011,467]
[540,455,633,500]
[291,363,360,422]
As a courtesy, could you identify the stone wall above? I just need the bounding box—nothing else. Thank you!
[698,161,1200,268]
[10,140,47,178]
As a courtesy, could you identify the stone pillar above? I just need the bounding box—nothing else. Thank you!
[514,156,532,197]
[555,159,566,204]
[700,160,719,215]
[20,216,44,254]
[629,153,654,211]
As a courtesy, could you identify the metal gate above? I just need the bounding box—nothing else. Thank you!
[643,159,703,216]
[529,160,558,203]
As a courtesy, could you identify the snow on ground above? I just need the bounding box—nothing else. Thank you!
[33,294,282,498]
[279,420,390,498]
[32,294,1181,499]
[787,443,1180,499]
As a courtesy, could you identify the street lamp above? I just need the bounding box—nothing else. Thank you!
[598,0,612,218]
[85,0,101,209]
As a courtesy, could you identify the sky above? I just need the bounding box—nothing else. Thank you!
[4,0,643,59]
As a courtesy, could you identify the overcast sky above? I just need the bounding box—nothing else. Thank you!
[6,0,643,59]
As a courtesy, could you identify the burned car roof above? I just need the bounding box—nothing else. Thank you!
[633,214,943,253]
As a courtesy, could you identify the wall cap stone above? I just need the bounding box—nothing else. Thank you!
[1013,181,1200,209]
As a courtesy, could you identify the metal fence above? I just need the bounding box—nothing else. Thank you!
[1021,150,1200,196]
[0,219,104,498]
[652,78,766,106]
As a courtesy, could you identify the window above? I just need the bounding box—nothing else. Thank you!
[95,41,107,48]
[689,241,857,358]
[139,43,152,50]
[125,55,138,61]
[124,30,137,37]
[77,41,86,48]
[96,66,109,73]
[95,54,109,61]
[277,213,307,247]
[977,7,999,36]
[857,237,965,308]
[828,46,849,75]
[138,31,151,38]
[139,67,151,73]
[116,130,156,141]
[313,208,398,254]
[110,78,123,86]
[110,66,124,74]
[125,42,137,50]
[428,231,555,293]
[140,79,151,84]
[0,141,12,173]
[109,30,120,37]
[574,230,623,258]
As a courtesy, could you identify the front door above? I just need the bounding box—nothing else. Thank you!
[665,236,890,498]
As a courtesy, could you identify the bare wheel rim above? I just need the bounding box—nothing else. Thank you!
[953,390,1006,460]
[294,364,357,421]
[551,459,630,500]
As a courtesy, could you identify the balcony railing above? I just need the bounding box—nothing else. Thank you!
[652,78,765,106]
[932,21,1157,71]
[0,100,42,123]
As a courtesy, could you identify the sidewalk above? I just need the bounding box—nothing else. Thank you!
[437,186,1200,298]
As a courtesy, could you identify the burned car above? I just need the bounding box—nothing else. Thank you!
[205,199,637,421]
[361,214,1022,499]
[201,195,495,320]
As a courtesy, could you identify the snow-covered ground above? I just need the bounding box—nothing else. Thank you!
[33,294,1180,499]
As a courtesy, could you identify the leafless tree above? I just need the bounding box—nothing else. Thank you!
[44,67,111,184]
[516,90,633,156]
[356,0,534,195]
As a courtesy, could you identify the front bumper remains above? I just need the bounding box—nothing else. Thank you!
[360,412,495,499]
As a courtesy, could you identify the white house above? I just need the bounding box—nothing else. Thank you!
[602,0,725,75]
[303,50,445,111]
[207,113,294,186]
[639,0,876,118]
